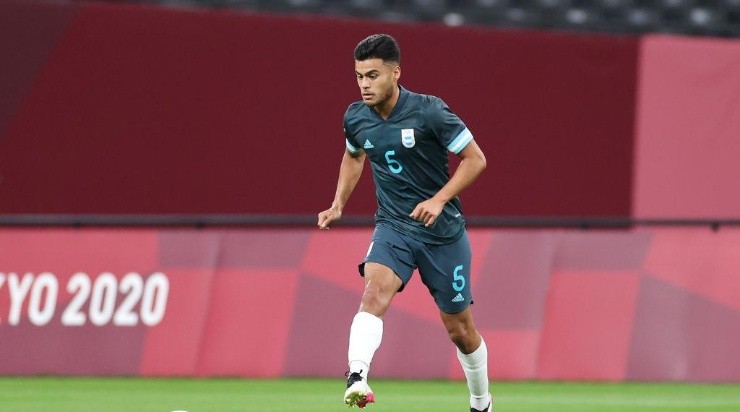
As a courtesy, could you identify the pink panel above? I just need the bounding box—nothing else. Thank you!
[139,268,213,376]
[196,269,299,377]
[300,228,373,294]
[446,329,539,381]
[0,322,147,375]
[0,228,158,274]
[554,231,651,270]
[0,229,161,375]
[642,228,740,309]
[157,230,222,268]
[371,306,453,379]
[537,271,640,381]
[0,228,159,327]
[466,229,496,287]
[627,276,740,382]
[473,231,555,330]
[282,274,360,377]
[487,330,540,380]
[633,35,740,218]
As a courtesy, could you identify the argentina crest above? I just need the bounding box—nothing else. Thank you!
[401,128,415,148]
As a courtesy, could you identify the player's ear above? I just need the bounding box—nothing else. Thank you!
[393,65,401,82]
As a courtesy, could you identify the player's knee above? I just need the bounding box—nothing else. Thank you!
[446,322,478,353]
[360,285,393,315]
[361,286,385,306]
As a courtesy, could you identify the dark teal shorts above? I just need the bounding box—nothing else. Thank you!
[359,223,473,314]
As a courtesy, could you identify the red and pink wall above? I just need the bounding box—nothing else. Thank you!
[1,0,740,381]
[1,227,739,381]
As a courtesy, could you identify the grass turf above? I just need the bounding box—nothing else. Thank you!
[0,377,738,412]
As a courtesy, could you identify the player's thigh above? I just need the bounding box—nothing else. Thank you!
[417,231,473,314]
[362,262,403,297]
[359,224,417,292]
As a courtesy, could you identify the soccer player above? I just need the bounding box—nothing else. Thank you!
[317,34,491,412]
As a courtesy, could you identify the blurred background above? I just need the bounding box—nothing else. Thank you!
[0,0,739,384]
[106,0,740,37]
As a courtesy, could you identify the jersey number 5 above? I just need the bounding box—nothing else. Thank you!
[384,150,403,174]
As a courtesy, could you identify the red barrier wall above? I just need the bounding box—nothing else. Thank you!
[1,227,739,382]
[0,0,638,216]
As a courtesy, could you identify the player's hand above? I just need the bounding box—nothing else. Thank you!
[317,207,342,230]
[410,198,445,227]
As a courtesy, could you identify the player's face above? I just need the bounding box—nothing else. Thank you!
[355,58,400,108]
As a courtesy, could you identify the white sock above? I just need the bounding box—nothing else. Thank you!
[348,311,383,381]
[457,338,491,410]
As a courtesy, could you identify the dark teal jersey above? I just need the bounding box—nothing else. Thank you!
[344,86,474,245]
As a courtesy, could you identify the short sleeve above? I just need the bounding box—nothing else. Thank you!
[343,111,362,155]
[428,98,473,154]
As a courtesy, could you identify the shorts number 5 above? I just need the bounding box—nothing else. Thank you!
[452,264,465,292]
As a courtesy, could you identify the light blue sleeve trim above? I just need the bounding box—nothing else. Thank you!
[346,138,361,154]
[447,128,473,154]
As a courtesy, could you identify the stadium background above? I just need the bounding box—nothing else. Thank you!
[1,0,739,383]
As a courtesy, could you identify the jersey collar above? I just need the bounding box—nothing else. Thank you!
[392,85,409,119]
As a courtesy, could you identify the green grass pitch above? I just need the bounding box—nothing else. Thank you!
[0,377,738,411]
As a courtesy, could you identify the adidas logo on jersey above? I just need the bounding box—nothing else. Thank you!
[363,139,374,149]
[451,293,465,302]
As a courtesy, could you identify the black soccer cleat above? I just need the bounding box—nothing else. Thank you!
[470,402,492,412]
[344,371,375,408]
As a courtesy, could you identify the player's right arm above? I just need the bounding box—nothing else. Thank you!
[318,148,366,230]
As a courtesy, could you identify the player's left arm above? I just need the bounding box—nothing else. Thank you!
[410,139,486,227]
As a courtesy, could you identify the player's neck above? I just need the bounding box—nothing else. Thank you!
[374,85,400,120]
